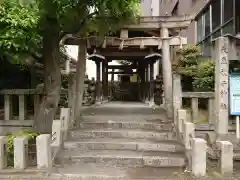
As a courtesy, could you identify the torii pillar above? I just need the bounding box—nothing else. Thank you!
[95,61,101,103]
[149,61,155,107]
[161,27,173,118]
[145,64,149,103]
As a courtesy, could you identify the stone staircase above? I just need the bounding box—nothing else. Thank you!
[53,102,187,179]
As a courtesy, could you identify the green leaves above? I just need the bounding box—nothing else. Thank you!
[0,0,41,60]
[174,45,215,91]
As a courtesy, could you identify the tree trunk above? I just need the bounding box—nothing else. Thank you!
[73,39,87,127]
[33,34,61,134]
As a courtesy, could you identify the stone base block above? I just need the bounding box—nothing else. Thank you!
[56,150,186,168]
[69,130,175,141]
[64,140,184,153]
[143,155,186,167]
[95,101,102,106]
[80,121,173,132]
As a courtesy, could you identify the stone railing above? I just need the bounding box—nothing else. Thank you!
[182,92,215,124]
[176,108,233,176]
[172,74,215,125]
[0,88,70,135]
[0,108,70,171]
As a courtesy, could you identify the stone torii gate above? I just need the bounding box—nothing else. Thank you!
[65,14,194,118]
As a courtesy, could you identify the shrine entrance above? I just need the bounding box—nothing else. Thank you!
[65,15,194,115]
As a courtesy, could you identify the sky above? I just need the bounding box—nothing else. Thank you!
[65,45,121,81]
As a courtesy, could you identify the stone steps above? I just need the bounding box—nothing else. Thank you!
[51,165,183,180]
[54,102,187,177]
[83,106,166,116]
[55,150,186,168]
[64,138,184,152]
[68,129,176,141]
[80,118,173,131]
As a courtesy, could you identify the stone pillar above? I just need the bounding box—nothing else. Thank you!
[219,141,233,175]
[183,122,195,150]
[4,95,12,120]
[173,74,182,124]
[19,95,25,121]
[95,61,101,103]
[36,134,52,169]
[51,120,62,147]
[14,136,28,169]
[60,108,71,140]
[192,138,207,176]
[177,109,187,134]
[161,28,173,118]
[214,37,229,137]
[0,136,7,169]
[149,62,154,107]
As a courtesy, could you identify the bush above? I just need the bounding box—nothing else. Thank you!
[7,130,40,166]
[193,60,215,91]
[174,44,215,91]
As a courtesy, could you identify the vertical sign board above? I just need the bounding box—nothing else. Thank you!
[230,73,240,115]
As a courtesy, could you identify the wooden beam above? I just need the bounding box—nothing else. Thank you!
[108,65,137,70]
[100,51,149,58]
[108,71,136,75]
[66,36,187,49]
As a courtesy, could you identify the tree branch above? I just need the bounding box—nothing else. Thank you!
[31,52,42,61]
[60,10,98,39]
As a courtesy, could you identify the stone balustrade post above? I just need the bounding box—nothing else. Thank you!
[60,108,71,140]
[14,136,29,169]
[0,136,8,169]
[177,109,187,134]
[51,120,62,147]
[208,98,215,125]
[191,98,198,123]
[192,138,207,177]
[183,122,195,150]
[19,95,25,121]
[219,141,233,175]
[173,74,182,125]
[36,134,52,169]
[34,94,40,116]
[4,95,12,120]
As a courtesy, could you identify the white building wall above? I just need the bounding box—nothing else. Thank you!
[140,0,160,16]
[151,0,160,16]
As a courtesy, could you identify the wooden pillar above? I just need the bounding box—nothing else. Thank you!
[111,69,114,82]
[95,61,101,102]
[105,62,109,100]
[149,62,154,103]
[140,64,145,102]
[101,61,105,101]
[145,64,149,102]
[161,27,173,118]
[137,66,141,101]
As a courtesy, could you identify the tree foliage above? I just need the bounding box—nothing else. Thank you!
[174,45,215,91]
[0,0,41,60]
